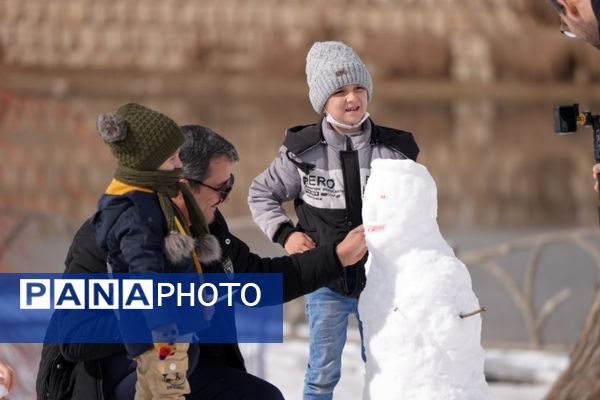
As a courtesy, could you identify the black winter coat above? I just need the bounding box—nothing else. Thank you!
[36,210,344,399]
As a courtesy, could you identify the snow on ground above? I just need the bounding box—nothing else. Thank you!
[485,349,569,384]
[241,337,564,400]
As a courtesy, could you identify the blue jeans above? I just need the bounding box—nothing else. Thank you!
[303,287,366,400]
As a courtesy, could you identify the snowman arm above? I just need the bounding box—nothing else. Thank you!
[248,146,302,243]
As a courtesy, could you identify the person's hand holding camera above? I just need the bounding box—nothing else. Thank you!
[593,163,600,191]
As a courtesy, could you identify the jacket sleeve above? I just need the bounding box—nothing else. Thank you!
[211,212,343,302]
[248,145,302,246]
[65,219,109,273]
[109,208,175,330]
[60,336,124,362]
[110,207,166,275]
[59,220,125,362]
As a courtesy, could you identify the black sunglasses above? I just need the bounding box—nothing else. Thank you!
[549,0,565,13]
[187,174,235,203]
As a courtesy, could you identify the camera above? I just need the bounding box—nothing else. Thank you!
[555,103,600,226]
[554,103,600,162]
[554,104,581,134]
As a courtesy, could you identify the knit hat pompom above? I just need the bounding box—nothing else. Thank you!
[97,112,128,143]
[164,231,196,264]
[164,231,222,265]
[195,234,222,264]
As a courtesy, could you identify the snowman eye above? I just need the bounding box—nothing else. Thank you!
[379,193,388,199]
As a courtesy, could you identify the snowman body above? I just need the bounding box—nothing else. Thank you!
[359,159,489,400]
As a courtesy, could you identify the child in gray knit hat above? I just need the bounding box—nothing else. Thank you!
[248,41,420,399]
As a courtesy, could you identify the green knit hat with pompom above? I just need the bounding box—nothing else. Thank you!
[96,103,184,171]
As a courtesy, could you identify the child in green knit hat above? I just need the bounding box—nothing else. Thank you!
[93,103,220,399]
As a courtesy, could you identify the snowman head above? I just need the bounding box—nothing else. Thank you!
[363,159,438,249]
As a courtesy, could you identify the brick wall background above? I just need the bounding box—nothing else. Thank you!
[3,0,593,82]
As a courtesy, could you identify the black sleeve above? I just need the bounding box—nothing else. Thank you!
[60,343,124,363]
[64,219,109,274]
[59,219,126,362]
[273,222,298,247]
[210,211,343,302]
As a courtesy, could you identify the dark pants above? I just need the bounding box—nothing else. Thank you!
[187,358,284,400]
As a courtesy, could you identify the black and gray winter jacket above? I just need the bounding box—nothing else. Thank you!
[248,118,419,298]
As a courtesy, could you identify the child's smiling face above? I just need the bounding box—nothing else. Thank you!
[324,84,369,133]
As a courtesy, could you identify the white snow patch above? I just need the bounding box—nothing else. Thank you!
[485,349,568,384]
[250,339,558,400]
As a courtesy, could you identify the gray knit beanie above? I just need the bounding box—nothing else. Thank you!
[305,41,373,113]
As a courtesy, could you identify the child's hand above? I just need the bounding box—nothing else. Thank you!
[284,232,316,254]
[0,361,15,396]
[336,225,367,267]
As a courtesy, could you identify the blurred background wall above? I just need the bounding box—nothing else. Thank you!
[0,0,598,81]
[2,0,600,228]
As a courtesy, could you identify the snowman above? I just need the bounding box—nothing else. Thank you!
[358,159,489,400]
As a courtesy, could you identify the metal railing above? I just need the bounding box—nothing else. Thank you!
[458,228,600,349]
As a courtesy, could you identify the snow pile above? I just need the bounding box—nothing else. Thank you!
[359,159,490,400]
[485,349,568,384]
